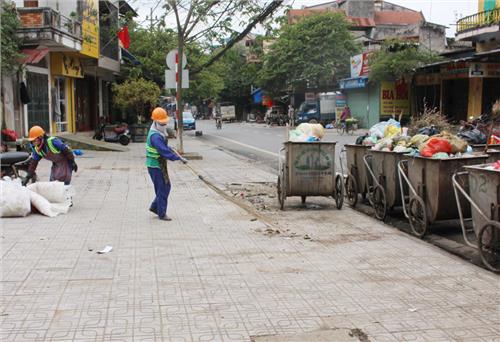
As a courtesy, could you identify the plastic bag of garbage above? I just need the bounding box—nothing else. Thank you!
[310,124,325,140]
[362,136,378,146]
[457,129,487,144]
[296,123,313,137]
[432,152,450,159]
[29,190,70,217]
[27,181,73,204]
[0,179,31,217]
[420,137,452,157]
[409,134,429,148]
[289,130,308,142]
[393,145,413,153]
[418,126,440,136]
[384,125,401,138]
[373,138,393,151]
[369,122,390,139]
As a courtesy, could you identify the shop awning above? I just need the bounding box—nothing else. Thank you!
[21,48,49,64]
[121,47,141,66]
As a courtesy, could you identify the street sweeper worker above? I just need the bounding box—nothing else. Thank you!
[26,125,77,185]
[146,107,187,221]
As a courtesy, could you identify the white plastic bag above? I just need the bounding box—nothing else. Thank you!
[29,190,70,217]
[0,179,31,217]
[369,122,390,139]
[27,181,72,203]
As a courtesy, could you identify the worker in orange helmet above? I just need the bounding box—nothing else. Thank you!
[146,107,187,221]
[26,125,77,185]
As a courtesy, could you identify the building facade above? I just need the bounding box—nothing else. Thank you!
[4,0,134,137]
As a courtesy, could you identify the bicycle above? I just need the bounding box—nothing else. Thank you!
[335,120,356,135]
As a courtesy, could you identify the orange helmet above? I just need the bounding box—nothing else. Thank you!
[28,125,45,141]
[151,107,169,124]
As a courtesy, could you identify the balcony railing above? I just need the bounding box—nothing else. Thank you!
[457,7,500,33]
[17,7,82,40]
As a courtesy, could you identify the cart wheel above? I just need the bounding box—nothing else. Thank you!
[372,185,387,221]
[478,221,500,272]
[334,174,344,210]
[409,196,427,238]
[345,174,358,207]
[301,196,306,204]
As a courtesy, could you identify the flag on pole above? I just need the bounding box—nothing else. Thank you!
[117,26,130,49]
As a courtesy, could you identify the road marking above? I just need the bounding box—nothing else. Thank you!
[208,135,279,157]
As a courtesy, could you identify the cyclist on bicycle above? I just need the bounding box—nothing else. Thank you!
[340,105,351,128]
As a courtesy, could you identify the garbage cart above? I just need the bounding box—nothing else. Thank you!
[340,144,370,206]
[398,154,488,237]
[453,164,500,272]
[363,150,408,220]
[471,144,500,163]
[277,142,343,210]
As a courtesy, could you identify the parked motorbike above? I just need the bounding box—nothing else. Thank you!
[93,122,131,145]
[0,151,33,184]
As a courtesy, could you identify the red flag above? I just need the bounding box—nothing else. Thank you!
[117,26,130,49]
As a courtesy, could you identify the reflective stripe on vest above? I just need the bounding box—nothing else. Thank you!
[33,137,60,157]
[146,130,160,159]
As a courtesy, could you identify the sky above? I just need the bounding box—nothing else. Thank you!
[131,0,478,37]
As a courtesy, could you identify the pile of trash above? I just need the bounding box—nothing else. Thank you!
[289,123,325,142]
[0,178,73,218]
[357,119,475,159]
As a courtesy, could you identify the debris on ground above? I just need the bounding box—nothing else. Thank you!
[97,245,113,254]
[265,228,281,236]
[303,234,311,240]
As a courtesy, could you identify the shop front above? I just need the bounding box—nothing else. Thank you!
[50,52,84,133]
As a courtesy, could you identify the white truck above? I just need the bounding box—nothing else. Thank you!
[218,102,236,122]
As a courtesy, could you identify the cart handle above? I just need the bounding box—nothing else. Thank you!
[452,171,491,249]
[278,146,285,172]
[339,147,347,177]
[397,159,424,220]
[363,153,381,188]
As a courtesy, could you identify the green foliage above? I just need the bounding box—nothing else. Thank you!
[122,22,176,84]
[258,12,360,94]
[1,1,23,74]
[369,39,443,82]
[112,78,161,118]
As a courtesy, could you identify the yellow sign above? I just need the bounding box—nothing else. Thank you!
[380,80,410,117]
[80,0,99,58]
[51,53,84,78]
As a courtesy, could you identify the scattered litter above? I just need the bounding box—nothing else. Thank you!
[264,228,281,236]
[88,247,94,252]
[408,308,417,312]
[73,149,83,156]
[97,245,113,254]
[303,234,311,240]
[250,218,257,221]
[305,204,321,209]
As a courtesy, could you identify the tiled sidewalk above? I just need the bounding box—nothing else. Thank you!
[1,137,499,342]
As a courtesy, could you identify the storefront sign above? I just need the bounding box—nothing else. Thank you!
[80,0,99,58]
[380,80,410,116]
[415,73,440,86]
[51,53,84,78]
[305,92,316,102]
[350,52,372,78]
[469,62,500,78]
[340,77,368,89]
[441,62,469,79]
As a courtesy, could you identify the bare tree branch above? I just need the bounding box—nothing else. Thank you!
[183,0,223,40]
[168,0,182,32]
[191,0,284,75]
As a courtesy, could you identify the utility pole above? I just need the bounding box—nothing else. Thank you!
[149,8,153,31]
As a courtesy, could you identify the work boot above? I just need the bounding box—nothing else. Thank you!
[159,216,172,221]
[149,207,158,215]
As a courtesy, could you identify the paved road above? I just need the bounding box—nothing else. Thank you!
[194,120,363,173]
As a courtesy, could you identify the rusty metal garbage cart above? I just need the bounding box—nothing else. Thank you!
[340,144,370,207]
[363,150,407,220]
[471,144,500,163]
[398,155,488,238]
[453,164,500,272]
[277,142,343,210]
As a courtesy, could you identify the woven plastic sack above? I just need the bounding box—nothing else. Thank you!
[0,179,31,217]
[27,181,72,203]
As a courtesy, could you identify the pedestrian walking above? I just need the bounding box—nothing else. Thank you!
[26,125,77,185]
[146,107,187,221]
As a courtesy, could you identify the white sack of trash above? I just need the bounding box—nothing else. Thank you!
[0,179,73,218]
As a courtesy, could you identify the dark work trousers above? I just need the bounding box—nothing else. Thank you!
[148,167,172,219]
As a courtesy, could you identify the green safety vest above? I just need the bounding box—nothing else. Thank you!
[145,130,161,168]
[33,137,60,158]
